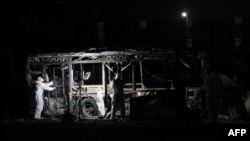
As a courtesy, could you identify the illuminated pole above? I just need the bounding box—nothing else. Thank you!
[182,12,189,48]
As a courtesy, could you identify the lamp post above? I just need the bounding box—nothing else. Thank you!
[182,12,190,48]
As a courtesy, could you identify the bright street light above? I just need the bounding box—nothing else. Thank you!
[182,12,187,17]
[181,11,190,48]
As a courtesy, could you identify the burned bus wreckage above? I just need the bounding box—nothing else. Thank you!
[26,49,175,119]
[26,48,250,120]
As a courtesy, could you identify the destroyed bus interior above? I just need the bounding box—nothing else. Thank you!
[26,48,250,121]
[26,49,176,119]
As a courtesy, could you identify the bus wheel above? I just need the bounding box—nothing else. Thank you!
[81,98,98,117]
[227,98,246,120]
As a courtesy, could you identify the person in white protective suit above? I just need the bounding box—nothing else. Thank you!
[34,75,56,120]
[109,72,126,120]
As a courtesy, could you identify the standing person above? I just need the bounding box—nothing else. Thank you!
[109,72,126,121]
[204,65,223,125]
[33,75,56,120]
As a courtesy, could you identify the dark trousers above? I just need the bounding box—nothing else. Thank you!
[111,94,125,119]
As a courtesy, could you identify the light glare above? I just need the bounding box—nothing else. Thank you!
[182,12,187,17]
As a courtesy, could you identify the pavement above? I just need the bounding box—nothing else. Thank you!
[1,115,250,140]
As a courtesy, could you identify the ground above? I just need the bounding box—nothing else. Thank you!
[1,116,250,140]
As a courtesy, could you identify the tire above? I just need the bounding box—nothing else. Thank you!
[226,98,246,120]
[80,98,98,117]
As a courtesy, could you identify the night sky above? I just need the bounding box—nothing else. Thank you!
[1,0,249,80]
[2,0,250,52]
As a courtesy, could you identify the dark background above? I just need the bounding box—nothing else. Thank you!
[1,0,250,117]
[2,0,250,50]
[1,0,250,139]
[1,0,250,118]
